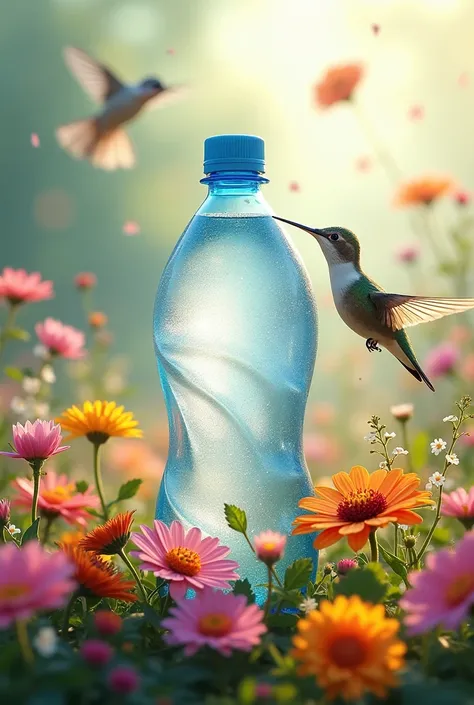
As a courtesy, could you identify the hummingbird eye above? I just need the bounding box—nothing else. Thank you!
[329,232,339,241]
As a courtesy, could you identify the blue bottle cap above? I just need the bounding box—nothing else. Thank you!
[203,134,265,174]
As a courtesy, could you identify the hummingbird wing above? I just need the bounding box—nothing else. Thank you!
[63,47,124,103]
[369,293,474,331]
[145,84,189,111]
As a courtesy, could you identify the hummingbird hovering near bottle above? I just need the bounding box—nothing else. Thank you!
[273,217,474,391]
[56,47,185,170]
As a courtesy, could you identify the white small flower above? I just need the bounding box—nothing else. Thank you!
[399,524,409,531]
[430,438,447,456]
[429,472,445,488]
[35,402,50,418]
[364,432,377,444]
[22,377,41,395]
[10,396,26,415]
[425,482,433,490]
[299,597,317,614]
[384,432,396,439]
[379,461,388,469]
[445,453,460,466]
[443,415,458,423]
[392,447,408,456]
[33,627,58,658]
[7,524,21,536]
[40,365,56,384]
[33,344,48,359]
[430,504,436,511]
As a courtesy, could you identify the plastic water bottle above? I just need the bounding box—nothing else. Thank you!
[153,135,318,597]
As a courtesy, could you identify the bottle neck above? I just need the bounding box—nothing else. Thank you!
[198,171,271,217]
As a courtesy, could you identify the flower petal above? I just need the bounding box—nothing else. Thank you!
[347,525,371,551]
[349,466,370,491]
[314,527,343,549]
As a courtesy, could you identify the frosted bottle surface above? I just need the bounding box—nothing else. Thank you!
[154,214,318,590]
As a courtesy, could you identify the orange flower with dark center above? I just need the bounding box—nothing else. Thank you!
[293,466,433,551]
[80,511,135,555]
[395,176,453,207]
[315,63,363,108]
[62,544,137,602]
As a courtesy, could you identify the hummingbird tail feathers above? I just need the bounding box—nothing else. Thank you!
[56,119,135,170]
[384,338,435,392]
[399,360,435,392]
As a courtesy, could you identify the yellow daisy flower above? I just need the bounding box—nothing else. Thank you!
[292,595,406,702]
[56,401,143,445]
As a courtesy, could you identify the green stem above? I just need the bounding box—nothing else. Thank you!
[393,523,399,558]
[41,515,55,545]
[92,443,108,521]
[16,620,34,665]
[242,530,283,588]
[62,590,80,636]
[118,548,148,603]
[263,565,273,620]
[400,421,413,473]
[30,459,45,525]
[369,530,379,562]
[0,304,18,366]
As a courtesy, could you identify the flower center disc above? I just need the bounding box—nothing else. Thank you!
[445,574,474,607]
[328,634,367,668]
[198,613,232,637]
[0,583,30,600]
[337,489,387,523]
[43,484,75,505]
[165,547,201,577]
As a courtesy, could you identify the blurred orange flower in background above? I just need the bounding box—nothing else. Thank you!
[395,176,453,207]
[106,439,165,499]
[315,63,363,108]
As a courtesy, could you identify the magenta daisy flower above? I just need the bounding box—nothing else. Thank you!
[442,486,474,529]
[0,420,69,462]
[130,520,239,600]
[253,530,286,565]
[0,542,75,628]
[400,531,474,635]
[162,588,266,656]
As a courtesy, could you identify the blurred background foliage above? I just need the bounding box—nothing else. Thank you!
[2,0,474,520]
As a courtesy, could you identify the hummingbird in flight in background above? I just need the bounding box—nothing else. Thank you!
[273,217,474,391]
[56,47,186,171]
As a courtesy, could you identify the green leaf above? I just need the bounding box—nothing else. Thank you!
[284,558,313,590]
[142,603,163,630]
[333,563,388,603]
[3,366,23,381]
[411,431,429,471]
[379,543,409,584]
[233,578,255,604]
[117,478,142,501]
[75,480,89,493]
[21,517,41,544]
[86,508,102,518]
[224,503,247,534]
[6,327,30,341]
[272,586,304,607]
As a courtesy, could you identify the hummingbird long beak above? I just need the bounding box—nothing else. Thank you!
[272,216,328,238]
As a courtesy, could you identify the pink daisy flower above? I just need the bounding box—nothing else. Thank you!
[74,272,97,290]
[0,542,75,628]
[130,520,239,600]
[0,420,69,462]
[162,588,266,656]
[442,487,474,529]
[400,532,474,635]
[0,267,53,305]
[424,342,459,378]
[253,530,286,565]
[12,470,100,527]
[35,318,86,359]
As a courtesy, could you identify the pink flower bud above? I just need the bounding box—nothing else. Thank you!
[337,558,358,576]
[253,531,287,565]
[80,639,113,666]
[454,190,470,206]
[255,682,273,698]
[108,666,140,694]
[0,499,10,527]
[396,244,419,264]
[390,403,414,422]
[74,272,97,290]
[94,610,122,636]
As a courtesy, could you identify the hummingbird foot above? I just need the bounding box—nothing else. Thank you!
[366,338,382,353]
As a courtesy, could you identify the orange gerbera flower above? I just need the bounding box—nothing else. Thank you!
[293,466,433,552]
[292,595,406,701]
[62,544,137,602]
[395,176,453,207]
[315,63,363,108]
[80,511,135,555]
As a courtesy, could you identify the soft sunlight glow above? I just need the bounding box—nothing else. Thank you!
[106,2,162,45]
